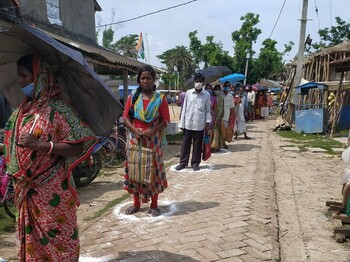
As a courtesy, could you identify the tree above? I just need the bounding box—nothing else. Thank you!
[254,39,283,81]
[113,34,139,59]
[310,17,350,51]
[231,13,262,75]
[188,31,234,69]
[102,27,114,49]
[157,46,195,88]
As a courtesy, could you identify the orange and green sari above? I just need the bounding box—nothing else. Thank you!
[4,57,96,261]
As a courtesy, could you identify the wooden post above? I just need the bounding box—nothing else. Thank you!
[123,69,129,107]
[330,70,344,137]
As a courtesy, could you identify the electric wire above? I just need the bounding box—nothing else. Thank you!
[269,0,287,39]
[96,0,198,28]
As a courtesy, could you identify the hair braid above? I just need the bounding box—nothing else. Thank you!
[128,86,142,120]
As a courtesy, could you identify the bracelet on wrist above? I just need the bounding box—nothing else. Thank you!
[47,141,54,154]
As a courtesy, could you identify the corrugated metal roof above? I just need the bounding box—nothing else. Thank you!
[40,28,166,75]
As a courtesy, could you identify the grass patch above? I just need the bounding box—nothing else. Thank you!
[276,130,345,154]
[166,132,183,142]
[83,193,130,222]
[0,208,16,233]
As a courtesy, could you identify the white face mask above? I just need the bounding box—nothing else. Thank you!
[194,82,203,90]
[214,90,221,95]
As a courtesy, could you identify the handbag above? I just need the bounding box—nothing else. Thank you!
[202,134,211,161]
[127,142,155,184]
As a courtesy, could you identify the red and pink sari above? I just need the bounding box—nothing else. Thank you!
[4,57,96,261]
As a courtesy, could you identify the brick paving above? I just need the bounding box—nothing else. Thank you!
[79,120,278,262]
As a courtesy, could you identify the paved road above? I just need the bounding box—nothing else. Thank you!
[80,119,278,262]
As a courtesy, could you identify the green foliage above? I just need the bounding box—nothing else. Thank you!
[188,31,234,69]
[231,13,262,75]
[102,27,114,49]
[0,208,16,233]
[157,46,195,88]
[310,17,350,51]
[254,39,283,80]
[113,34,139,59]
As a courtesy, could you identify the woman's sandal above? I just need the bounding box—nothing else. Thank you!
[125,206,140,215]
[147,208,161,217]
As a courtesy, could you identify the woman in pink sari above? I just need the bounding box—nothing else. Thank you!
[4,55,96,261]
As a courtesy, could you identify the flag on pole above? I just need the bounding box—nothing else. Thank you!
[136,32,145,60]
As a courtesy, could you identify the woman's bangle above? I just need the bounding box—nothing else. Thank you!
[47,141,54,154]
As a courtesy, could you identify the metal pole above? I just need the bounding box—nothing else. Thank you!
[146,33,150,64]
[244,53,250,85]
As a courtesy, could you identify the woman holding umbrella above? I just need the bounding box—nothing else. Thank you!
[123,66,170,217]
[3,55,97,261]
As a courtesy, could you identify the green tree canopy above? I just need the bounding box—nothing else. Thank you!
[188,31,234,69]
[102,27,114,49]
[113,34,139,59]
[231,13,262,75]
[157,46,195,88]
[310,17,350,51]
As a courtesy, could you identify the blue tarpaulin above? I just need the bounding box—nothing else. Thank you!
[118,85,138,99]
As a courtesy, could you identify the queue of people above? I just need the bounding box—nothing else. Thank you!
[2,54,270,261]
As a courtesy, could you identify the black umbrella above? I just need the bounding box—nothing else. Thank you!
[184,66,231,89]
[0,23,123,136]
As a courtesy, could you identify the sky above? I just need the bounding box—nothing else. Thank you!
[95,0,349,70]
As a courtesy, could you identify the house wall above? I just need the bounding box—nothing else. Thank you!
[18,0,97,44]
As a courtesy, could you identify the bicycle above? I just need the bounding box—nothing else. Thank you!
[101,123,127,168]
[0,155,16,219]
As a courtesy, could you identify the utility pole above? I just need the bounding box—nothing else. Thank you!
[293,0,309,90]
[146,33,150,64]
[244,52,250,85]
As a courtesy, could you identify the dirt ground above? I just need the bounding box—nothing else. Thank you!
[1,108,350,261]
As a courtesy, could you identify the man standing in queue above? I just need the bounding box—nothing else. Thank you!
[175,73,212,171]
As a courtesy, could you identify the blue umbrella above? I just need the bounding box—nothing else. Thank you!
[0,23,123,136]
[219,73,246,84]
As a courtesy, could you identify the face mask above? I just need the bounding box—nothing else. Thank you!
[206,90,212,95]
[230,91,234,95]
[214,90,220,95]
[194,82,203,90]
[224,87,230,92]
[22,82,34,97]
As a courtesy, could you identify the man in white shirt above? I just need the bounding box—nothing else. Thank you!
[222,82,235,148]
[247,85,256,121]
[176,73,212,171]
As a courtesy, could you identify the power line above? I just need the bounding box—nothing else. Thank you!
[96,0,198,28]
[269,0,287,38]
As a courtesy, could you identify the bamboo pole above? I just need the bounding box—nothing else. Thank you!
[330,70,344,137]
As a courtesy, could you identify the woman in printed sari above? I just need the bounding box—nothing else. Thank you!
[3,55,96,261]
[123,65,170,217]
[204,84,217,146]
[211,84,224,152]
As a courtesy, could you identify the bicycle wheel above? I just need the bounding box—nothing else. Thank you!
[104,136,126,168]
[73,151,102,187]
[3,180,16,219]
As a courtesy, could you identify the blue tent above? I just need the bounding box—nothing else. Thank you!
[118,85,138,99]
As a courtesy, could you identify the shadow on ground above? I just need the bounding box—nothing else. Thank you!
[226,143,261,152]
[161,200,219,216]
[114,250,200,261]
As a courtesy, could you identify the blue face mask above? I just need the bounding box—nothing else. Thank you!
[230,91,235,95]
[22,83,34,97]
[206,89,212,95]
[224,87,230,92]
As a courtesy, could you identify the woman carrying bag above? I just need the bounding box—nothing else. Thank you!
[123,66,170,217]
